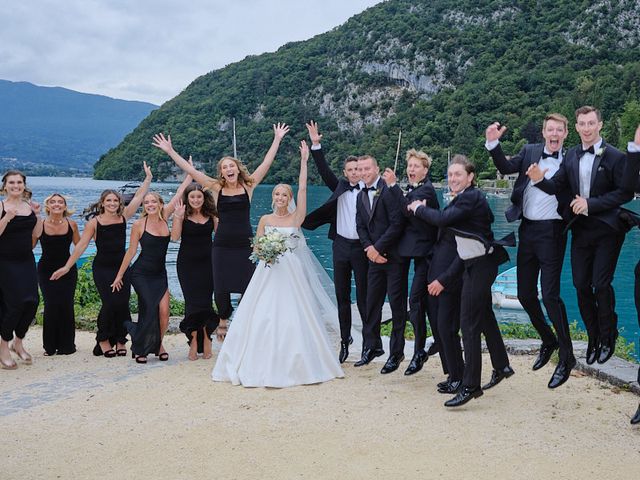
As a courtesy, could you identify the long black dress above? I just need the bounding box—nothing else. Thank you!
[93,218,131,348]
[0,203,38,342]
[212,188,255,318]
[126,219,170,357]
[37,220,77,355]
[177,217,218,351]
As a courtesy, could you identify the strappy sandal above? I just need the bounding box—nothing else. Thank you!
[134,355,147,364]
[116,348,127,357]
[103,349,117,358]
[157,352,169,361]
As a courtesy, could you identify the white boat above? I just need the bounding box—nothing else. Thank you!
[491,266,541,310]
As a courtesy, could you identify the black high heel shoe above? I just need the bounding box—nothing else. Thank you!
[631,404,640,425]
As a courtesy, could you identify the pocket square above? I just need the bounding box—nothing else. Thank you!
[597,166,605,171]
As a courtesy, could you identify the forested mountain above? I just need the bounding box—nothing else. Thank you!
[95,0,640,183]
[0,80,157,175]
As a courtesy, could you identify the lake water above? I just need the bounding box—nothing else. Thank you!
[24,176,640,359]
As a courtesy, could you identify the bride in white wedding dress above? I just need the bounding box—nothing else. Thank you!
[212,140,344,387]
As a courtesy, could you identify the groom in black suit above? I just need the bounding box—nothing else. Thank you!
[354,155,406,372]
[527,106,634,365]
[302,121,367,363]
[485,113,575,388]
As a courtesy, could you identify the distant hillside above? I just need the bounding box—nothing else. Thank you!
[95,0,640,182]
[0,80,157,175]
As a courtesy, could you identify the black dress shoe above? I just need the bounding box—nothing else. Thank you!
[354,348,384,367]
[597,332,617,364]
[631,404,640,425]
[532,342,558,371]
[548,357,576,389]
[482,365,515,390]
[381,354,405,374]
[437,377,451,390]
[404,351,427,376]
[586,337,600,365]
[444,386,483,407]
[437,379,462,394]
[338,337,353,364]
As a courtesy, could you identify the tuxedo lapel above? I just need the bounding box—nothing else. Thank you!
[530,144,544,168]
[589,142,606,190]
[370,179,385,217]
[568,148,581,194]
[360,190,372,218]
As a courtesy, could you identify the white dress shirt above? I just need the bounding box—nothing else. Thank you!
[311,143,362,240]
[485,140,562,220]
[578,139,603,199]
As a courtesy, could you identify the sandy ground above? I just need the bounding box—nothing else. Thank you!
[2,327,639,480]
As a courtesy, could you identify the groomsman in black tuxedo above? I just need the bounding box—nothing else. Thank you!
[382,149,439,375]
[527,106,634,366]
[621,124,640,425]
[302,121,367,363]
[485,113,575,388]
[354,155,406,372]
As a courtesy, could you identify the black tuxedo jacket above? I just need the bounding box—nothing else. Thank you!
[623,150,640,192]
[355,178,404,262]
[413,186,513,265]
[489,143,570,223]
[302,147,354,240]
[428,229,464,291]
[534,141,633,232]
[388,181,439,257]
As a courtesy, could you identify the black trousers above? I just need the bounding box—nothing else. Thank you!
[401,256,437,354]
[432,287,463,381]
[517,219,573,362]
[363,260,407,355]
[333,235,368,343]
[570,219,625,345]
[460,253,510,389]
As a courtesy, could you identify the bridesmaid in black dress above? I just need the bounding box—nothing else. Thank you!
[153,123,289,338]
[171,183,218,360]
[0,170,41,369]
[112,192,180,363]
[51,162,154,357]
[36,193,80,355]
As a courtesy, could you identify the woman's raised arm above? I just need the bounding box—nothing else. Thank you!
[249,123,290,187]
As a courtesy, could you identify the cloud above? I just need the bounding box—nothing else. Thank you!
[0,0,382,104]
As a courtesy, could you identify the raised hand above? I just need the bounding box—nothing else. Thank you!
[382,168,397,186]
[299,140,309,162]
[525,163,548,182]
[143,160,153,180]
[30,201,41,216]
[306,120,322,145]
[152,133,174,154]
[486,122,507,142]
[173,199,186,219]
[635,124,640,145]
[273,123,290,140]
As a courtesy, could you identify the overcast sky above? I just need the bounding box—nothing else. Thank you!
[1,0,382,105]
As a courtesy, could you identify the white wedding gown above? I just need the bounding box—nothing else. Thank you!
[212,226,344,388]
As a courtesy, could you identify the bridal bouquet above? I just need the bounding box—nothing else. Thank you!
[250,231,292,267]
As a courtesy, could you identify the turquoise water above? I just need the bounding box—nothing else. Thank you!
[25,177,640,359]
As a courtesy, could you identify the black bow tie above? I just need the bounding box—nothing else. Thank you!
[578,145,595,158]
[363,186,376,193]
[405,181,424,193]
[347,184,360,192]
[541,151,559,159]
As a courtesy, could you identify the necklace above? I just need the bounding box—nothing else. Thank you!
[48,218,64,224]
[273,211,290,218]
